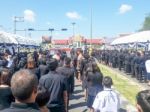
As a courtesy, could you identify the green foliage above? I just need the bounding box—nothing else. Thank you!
[140,14,150,31]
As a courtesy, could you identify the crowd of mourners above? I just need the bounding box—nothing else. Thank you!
[94,49,150,85]
[0,49,73,112]
[0,47,149,112]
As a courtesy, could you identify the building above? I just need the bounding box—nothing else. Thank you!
[52,35,104,48]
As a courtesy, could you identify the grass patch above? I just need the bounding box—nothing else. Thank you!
[98,64,141,105]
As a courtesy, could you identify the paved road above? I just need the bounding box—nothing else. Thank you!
[68,79,131,112]
[68,60,138,112]
[68,79,133,112]
[69,80,88,112]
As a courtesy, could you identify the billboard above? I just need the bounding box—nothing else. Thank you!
[42,36,51,43]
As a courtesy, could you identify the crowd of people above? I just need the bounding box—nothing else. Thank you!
[0,47,149,112]
[0,49,73,112]
[94,50,150,85]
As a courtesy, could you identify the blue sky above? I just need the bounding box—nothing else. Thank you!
[0,0,150,41]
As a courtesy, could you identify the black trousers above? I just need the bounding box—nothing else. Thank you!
[48,107,65,112]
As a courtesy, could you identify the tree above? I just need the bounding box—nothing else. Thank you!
[140,14,150,31]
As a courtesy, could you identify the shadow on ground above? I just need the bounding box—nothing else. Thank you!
[70,94,84,100]
[69,102,87,110]
[73,89,83,94]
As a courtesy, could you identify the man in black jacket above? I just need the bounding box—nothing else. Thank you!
[57,57,74,106]
[39,59,68,112]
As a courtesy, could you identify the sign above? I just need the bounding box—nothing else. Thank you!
[42,36,51,43]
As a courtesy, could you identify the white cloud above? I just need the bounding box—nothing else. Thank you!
[66,11,82,19]
[119,4,132,14]
[24,9,36,22]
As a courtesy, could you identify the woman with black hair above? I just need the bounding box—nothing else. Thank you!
[0,68,14,110]
[86,62,103,111]
[26,55,40,80]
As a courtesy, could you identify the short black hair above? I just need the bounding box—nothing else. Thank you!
[92,62,99,72]
[0,68,12,86]
[11,69,38,101]
[47,59,58,71]
[103,76,113,88]
[39,58,46,65]
[64,57,71,65]
[36,86,50,107]
[137,90,150,112]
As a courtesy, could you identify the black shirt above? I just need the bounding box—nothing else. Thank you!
[57,66,74,93]
[1,102,40,112]
[39,71,67,108]
[87,71,103,96]
[0,87,14,110]
[28,68,40,80]
[38,64,49,76]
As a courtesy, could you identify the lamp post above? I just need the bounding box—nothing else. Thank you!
[90,3,93,48]
[72,22,76,47]
[13,16,24,34]
[48,28,55,38]
[72,22,76,37]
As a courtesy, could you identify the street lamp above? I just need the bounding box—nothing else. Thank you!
[61,28,68,31]
[72,22,76,38]
[71,22,76,46]
[90,3,93,48]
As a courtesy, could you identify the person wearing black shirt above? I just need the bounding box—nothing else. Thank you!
[86,62,103,110]
[39,59,68,112]
[36,87,50,112]
[38,57,49,76]
[134,52,141,80]
[131,52,136,77]
[118,50,125,71]
[57,57,74,107]
[0,68,14,110]
[26,56,40,80]
[1,69,40,112]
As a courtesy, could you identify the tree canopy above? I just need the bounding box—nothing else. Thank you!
[140,14,150,31]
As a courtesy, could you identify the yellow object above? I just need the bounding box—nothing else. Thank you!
[89,47,92,56]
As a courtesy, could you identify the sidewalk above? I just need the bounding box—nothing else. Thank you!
[69,80,87,112]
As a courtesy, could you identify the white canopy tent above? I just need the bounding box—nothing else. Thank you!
[111,31,150,45]
[14,35,31,45]
[0,31,39,46]
[0,31,18,44]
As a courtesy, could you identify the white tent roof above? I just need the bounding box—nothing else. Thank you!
[0,31,39,46]
[111,31,150,45]
[14,35,30,45]
[0,31,18,44]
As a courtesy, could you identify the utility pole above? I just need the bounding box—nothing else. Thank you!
[13,16,24,34]
[72,22,76,46]
[90,2,93,48]
[14,16,16,34]
[72,22,76,37]
[49,28,54,39]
